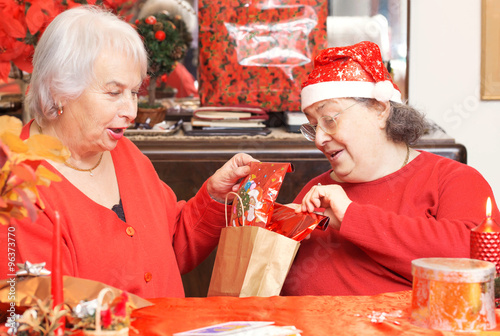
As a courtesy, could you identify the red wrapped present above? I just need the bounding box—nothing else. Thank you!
[198,0,327,112]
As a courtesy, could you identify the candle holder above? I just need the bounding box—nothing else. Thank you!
[470,197,500,306]
[411,258,496,331]
[470,228,500,274]
[470,199,500,274]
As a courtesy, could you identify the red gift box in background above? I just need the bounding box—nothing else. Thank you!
[198,0,327,112]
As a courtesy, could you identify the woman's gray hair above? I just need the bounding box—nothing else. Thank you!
[354,98,430,145]
[26,5,148,126]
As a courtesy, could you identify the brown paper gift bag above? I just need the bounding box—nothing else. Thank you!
[207,225,300,297]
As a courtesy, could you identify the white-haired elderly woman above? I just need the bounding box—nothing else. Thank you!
[281,41,499,296]
[14,5,254,298]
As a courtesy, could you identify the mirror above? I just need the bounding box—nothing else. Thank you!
[327,0,408,100]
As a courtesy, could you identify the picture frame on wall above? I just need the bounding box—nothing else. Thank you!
[480,0,500,100]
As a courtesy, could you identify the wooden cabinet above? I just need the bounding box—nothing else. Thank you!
[128,128,466,297]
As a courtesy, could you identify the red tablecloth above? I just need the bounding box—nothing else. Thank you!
[131,291,500,336]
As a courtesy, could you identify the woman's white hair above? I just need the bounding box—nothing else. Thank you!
[26,5,148,125]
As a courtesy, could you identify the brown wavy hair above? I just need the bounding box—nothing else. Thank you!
[355,98,429,145]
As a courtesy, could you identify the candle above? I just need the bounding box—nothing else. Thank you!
[411,258,496,331]
[470,197,500,274]
[51,211,65,335]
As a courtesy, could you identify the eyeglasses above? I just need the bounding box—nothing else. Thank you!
[300,102,359,142]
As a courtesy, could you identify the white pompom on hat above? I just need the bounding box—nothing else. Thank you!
[301,41,402,111]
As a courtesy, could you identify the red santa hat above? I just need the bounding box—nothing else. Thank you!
[301,41,402,111]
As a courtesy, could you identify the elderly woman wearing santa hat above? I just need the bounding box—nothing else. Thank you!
[281,41,499,296]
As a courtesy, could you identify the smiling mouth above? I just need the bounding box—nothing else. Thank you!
[329,150,342,159]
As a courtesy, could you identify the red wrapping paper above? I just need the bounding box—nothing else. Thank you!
[267,203,329,241]
[229,162,293,227]
[229,162,329,241]
[198,0,327,112]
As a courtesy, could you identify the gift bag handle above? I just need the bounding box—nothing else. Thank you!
[225,191,245,227]
[95,287,115,332]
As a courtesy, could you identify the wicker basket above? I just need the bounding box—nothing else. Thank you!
[84,328,128,336]
[136,106,167,126]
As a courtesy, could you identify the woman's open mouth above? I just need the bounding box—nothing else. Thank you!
[327,149,343,161]
[107,128,125,140]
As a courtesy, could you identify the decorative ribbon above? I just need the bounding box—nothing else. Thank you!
[74,299,98,319]
[16,261,51,277]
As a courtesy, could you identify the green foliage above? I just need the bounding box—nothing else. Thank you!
[17,297,67,336]
[136,12,192,80]
[135,12,192,106]
[138,101,162,109]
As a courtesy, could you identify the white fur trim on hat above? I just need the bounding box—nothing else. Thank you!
[301,81,402,111]
[373,81,395,102]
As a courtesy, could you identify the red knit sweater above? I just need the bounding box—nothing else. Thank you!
[2,121,227,299]
[281,151,500,296]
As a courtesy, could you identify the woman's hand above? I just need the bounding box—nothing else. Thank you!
[297,185,352,230]
[207,153,258,203]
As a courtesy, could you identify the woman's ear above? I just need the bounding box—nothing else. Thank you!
[51,95,67,109]
[374,100,391,128]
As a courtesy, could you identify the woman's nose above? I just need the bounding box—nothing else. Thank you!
[120,92,137,121]
[314,126,333,147]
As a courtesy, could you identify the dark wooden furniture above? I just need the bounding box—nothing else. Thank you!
[127,128,466,297]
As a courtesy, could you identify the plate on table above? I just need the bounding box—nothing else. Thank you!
[125,119,183,136]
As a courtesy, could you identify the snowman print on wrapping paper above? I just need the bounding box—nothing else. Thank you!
[234,178,264,225]
[234,175,280,226]
[231,162,291,227]
[245,180,262,222]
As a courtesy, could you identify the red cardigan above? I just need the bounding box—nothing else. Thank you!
[281,151,500,296]
[4,121,227,298]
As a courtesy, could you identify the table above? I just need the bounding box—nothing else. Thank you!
[131,291,500,335]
